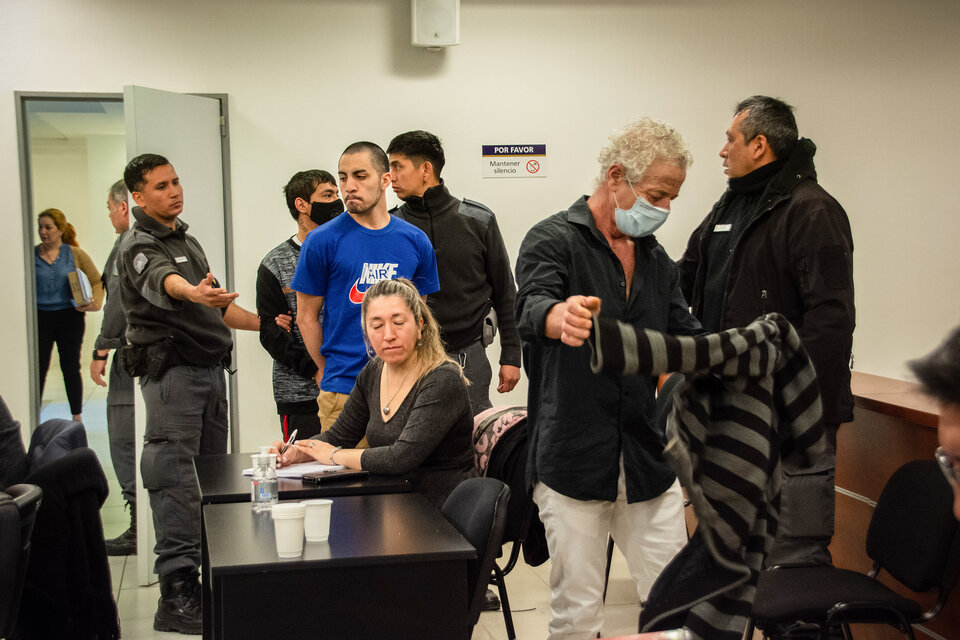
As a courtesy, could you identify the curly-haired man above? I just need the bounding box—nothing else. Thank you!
[516,118,702,640]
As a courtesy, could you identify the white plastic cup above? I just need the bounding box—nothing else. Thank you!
[302,499,333,542]
[271,502,306,557]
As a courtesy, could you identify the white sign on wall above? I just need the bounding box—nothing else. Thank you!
[482,144,547,178]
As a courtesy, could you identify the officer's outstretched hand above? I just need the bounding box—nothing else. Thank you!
[560,295,601,347]
[192,272,239,308]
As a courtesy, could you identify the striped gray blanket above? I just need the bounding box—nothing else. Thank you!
[590,312,827,640]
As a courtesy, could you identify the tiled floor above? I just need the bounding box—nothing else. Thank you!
[41,367,649,639]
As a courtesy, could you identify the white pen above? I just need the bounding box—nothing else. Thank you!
[279,428,298,456]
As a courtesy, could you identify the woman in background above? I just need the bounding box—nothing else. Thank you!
[275,277,475,509]
[35,208,103,422]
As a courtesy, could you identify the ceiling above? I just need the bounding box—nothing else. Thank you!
[25,99,125,140]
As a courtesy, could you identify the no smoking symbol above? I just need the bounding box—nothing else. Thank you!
[526,159,540,174]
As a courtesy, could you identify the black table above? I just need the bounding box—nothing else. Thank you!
[203,494,475,640]
[195,452,413,638]
[194,452,411,504]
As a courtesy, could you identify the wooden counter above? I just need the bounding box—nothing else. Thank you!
[832,371,956,640]
[847,371,940,427]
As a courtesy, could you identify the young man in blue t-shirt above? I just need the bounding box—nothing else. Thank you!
[291,141,439,431]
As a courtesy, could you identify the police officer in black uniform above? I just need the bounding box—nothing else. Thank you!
[117,153,259,635]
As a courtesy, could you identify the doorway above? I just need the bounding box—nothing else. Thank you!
[18,94,126,426]
[15,90,236,440]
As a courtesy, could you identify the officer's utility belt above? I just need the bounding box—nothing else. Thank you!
[121,340,182,378]
[122,339,232,378]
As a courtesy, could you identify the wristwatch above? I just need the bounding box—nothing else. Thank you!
[92,349,109,361]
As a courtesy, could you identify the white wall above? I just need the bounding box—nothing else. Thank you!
[2,0,959,448]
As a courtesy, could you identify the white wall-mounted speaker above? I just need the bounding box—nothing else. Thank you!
[411,0,460,48]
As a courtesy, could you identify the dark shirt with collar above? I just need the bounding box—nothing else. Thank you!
[700,160,783,332]
[515,196,702,503]
[117,206,232,366]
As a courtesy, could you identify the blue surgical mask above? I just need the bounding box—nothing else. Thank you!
[614,183,669,238]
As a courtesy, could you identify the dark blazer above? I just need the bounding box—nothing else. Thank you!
[679,138,855,425]
[18,448,119,639]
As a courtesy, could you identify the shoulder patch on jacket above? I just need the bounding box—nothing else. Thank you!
[133,253,148,274]
[460,198,495,222]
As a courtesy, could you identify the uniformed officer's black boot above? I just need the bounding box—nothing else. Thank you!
[105,501,136,556]
[154,567,202,635]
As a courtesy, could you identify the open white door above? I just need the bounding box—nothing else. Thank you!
[123,85,228,586]
[124,86,226,275]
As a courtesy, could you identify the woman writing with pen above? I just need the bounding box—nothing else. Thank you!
[273,278,475,509]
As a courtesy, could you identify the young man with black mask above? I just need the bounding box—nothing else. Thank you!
[256,170,342,440]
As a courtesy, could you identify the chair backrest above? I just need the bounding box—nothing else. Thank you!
[485,416,529,543]
[0,483,42,639]
[473,406,528,475]
[484,412,550,567]
[866,459,960,593]
[441,477,510,624]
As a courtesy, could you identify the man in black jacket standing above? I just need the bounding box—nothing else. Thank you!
[388,130,521,414]
[679,96,855,567]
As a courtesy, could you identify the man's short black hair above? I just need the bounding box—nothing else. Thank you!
[386,130,445,180]
[735,95,799,160]
[341,141,389,176]
[124,153,171,193]
[283,170,337,220]
[909,326,960,406]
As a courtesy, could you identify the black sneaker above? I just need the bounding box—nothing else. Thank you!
[105,527,136,556]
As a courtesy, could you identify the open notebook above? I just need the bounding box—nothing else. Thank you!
[241,461,344,478]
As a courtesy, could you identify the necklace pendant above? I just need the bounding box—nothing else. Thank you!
[382,406,391,416]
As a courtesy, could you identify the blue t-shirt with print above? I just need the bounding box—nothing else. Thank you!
[291,213,439,394]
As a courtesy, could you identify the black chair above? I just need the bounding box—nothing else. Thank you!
[442,477,511,640]
[747,459,960,640]
[0,483,43,640]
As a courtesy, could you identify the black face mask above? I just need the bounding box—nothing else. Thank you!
[310,199,344,226]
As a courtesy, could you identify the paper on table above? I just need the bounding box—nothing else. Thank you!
[242,461,345,478]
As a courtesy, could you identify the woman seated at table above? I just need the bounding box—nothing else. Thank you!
[274,277,475,509]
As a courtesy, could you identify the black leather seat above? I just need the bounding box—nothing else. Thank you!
[0,483,43,640]
[748,459,960,640]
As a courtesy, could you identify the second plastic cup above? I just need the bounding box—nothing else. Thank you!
[272,502,306,557]
[302,499,333,542]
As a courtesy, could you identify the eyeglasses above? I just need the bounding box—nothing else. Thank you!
[935,447,960,488]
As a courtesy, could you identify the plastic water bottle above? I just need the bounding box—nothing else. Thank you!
[251,447,278,512]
